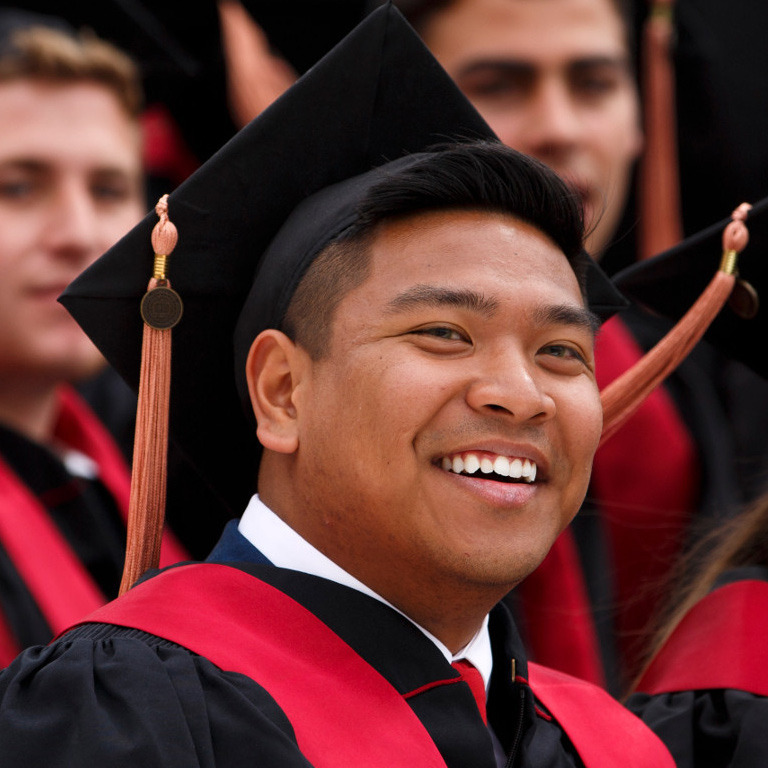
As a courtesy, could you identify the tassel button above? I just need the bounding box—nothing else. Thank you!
[141,284,184,329]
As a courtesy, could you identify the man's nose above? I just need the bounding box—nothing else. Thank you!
[42,181,100,261]
[465,350,556,423]
[523,79,584,162]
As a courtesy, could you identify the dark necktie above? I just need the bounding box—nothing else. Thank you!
[452,659,487,724]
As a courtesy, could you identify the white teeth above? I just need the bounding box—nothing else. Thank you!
[493,456,510,476]
[464,454,481,474]
[440,452,537,482]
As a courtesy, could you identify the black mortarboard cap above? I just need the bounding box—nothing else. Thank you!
[61,4,626,516]
[612,197,768,379]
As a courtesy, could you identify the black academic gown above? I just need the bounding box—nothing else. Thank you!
[627,566,768,768]
[0,521,593,768]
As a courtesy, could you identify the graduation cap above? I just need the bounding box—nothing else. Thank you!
[61,4,731,592]
[612,198,767,379]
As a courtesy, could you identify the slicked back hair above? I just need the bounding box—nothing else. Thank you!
[282,140,588,359]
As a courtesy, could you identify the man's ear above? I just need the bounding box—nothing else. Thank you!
[245,330,305,454]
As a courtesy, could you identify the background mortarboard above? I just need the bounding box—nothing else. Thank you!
[612,197,768,380]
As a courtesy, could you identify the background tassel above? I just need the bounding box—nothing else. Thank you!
[638,0,683,259]
[600,204,751,445]
[217,0,295,128]
[120,196,182,595]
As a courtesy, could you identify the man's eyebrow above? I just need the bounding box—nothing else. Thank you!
[456,55,632,80]
[456,59,534,80]
[386,285,499,317]
[533,304,601,337]
[0,158,48,173]
[568,56,634,75]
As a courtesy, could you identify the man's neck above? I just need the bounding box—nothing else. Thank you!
[0,378,60,444]
[240,494,500,657]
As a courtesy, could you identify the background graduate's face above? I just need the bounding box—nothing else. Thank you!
[419,0,642,259]
[0,79,144,383]
[286,209,602,611]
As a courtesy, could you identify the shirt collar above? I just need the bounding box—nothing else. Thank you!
[238,493,493,689]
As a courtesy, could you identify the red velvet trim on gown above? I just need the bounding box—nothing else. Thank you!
[637,580,768,696]
[0,386,187,665]
[79,562,675,768]
[591,316,697,676]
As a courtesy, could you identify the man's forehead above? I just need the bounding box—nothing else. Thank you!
[422,0,630,61]
[360,209,581,300]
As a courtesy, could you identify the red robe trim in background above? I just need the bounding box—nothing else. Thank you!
[636,579,768,696]
[0,385,187,664]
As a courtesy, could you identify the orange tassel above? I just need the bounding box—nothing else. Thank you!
[638,0,683,259]
[600,204,751,445]
[120,196,182,595]
[217,0,296,128]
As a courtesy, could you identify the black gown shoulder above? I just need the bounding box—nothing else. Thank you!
[0,624,312,767]
[627,567,768,768]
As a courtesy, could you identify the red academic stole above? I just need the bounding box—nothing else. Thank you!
[636,580,768,696]
[0,385,187,664]
[591,316,698,675]
[76,563,674,768]
[516,529,605,687]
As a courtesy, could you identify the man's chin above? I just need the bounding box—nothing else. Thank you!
[59,351,109,385]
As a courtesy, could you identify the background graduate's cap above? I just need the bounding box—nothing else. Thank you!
[612,197,768,379]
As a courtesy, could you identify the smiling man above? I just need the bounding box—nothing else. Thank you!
[252,200,602,656]
[0,7,672,767]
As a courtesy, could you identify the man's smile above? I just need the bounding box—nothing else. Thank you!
[438,451,538,484]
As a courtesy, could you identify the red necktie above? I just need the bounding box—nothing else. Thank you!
[452,659,487,724]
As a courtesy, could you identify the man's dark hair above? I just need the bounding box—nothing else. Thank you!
[283,140,588,358]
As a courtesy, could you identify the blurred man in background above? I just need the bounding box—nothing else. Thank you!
[0,11,186,662]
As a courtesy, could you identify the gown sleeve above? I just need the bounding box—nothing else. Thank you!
[627,688,768,768]
[0,631,314,768]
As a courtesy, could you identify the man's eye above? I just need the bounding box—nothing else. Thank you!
[575,77,617,97]
[0,180,35,200]
[570,68,625,101]
[540,344,587,364]
[92,183,131,201]
[412,326,467,342]
[458,70,531,104]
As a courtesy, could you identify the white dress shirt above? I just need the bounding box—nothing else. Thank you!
[238,493,493,691]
